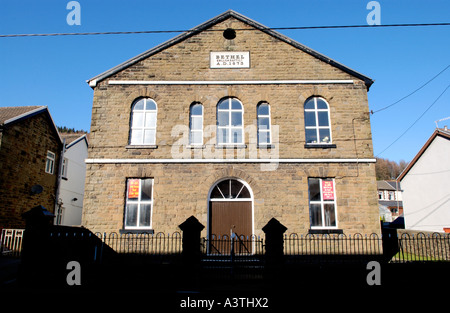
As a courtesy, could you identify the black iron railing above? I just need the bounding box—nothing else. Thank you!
[393,232,450,262]
[4,228,450,263]
[283,233,384,262]
[95,231,183,255]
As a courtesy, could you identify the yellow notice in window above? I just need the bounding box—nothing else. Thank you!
[128,179,140,199]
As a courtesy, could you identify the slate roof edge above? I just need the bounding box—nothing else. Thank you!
[87,10,374,90]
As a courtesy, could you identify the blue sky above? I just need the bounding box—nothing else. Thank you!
[1,0,449,163]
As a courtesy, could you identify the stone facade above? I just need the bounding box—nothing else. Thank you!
[82,11,380,237]
[0,107,62,228]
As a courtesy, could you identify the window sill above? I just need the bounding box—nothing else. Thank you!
[304,144,337,149]
[119,229,154,235]
[215,144,247,149]
[308,228,343,235]
[257,144,275,149]
[126,145,158,149]
[186,145,206,149]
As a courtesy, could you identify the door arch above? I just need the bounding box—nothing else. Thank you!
[207,178,253,254]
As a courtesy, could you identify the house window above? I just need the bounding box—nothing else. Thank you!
[308,178,337,228]
[304,97,332,145]
[217,97,244,145]
[189,103,203,145]
[378,191,384,200]
[61,158,68,179]
[45,151,56,174]
[124,178,153,229]
[129,98,157,145]
[257,102,272,145]
[388,191,395,200]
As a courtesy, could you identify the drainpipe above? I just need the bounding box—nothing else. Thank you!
[396,181,400,218]
[54,138,66,225]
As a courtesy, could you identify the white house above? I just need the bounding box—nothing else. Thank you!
[56,134,88,226]
[398,128,450,233]
[377,180,403,218]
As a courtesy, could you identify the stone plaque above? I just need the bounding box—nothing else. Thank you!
[210,51,250,68]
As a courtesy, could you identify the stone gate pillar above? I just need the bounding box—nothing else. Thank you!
[178,216,205,264]
[262,218,287,264]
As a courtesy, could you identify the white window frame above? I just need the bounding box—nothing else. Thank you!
[209,178,252,201]
[124,178,154,230]
[45,151,56,174]
[257,102,272,146]
[304,97,333,145]
[308,178,338,229]
[217,97,244,145]
[189,103,203,146]
[388,191,395,201]
[61,157,68,178]
[129,98,158,146]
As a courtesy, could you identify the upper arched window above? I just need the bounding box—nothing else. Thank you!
[189,103,203,146]
[304,97,332,145]
[257,102,272,145]
[129,98,157,145]
[217,97,244,145]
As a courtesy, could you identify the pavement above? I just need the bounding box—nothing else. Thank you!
[0,256,21,287]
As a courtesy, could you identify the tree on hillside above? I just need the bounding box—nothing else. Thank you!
[375,157,408,180]
[57,126,87,134]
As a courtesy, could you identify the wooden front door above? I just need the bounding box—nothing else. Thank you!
[209,200,252,254]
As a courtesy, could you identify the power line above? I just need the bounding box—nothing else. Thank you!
[1,22,450,38]
[371,64,450,114]
[376,83,450,157]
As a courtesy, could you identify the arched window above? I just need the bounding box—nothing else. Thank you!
[189,103,203,145]
[257,102,271,145]
[304,97,332,145]
[210,179,251,199]
[129,98,157,145]
[217,97,244,145]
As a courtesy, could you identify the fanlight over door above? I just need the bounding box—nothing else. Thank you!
[208,179,253,254]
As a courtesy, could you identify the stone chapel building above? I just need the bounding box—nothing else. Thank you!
[82,10,380,239]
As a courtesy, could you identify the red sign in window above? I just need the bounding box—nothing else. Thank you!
[128,179,140,199]
[322,180,334,201]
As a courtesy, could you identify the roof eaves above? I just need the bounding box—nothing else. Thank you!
[228,11,374,89]
[65,134,89,149]
[87,9,374,90]
[3,106,47,125]
[397,129,450,181]
[377,180,396,191]
[87,10,235,88]
[2,106,63,145]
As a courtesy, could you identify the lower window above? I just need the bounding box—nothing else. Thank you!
[124,178,153,229]
[308,178,337,228]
